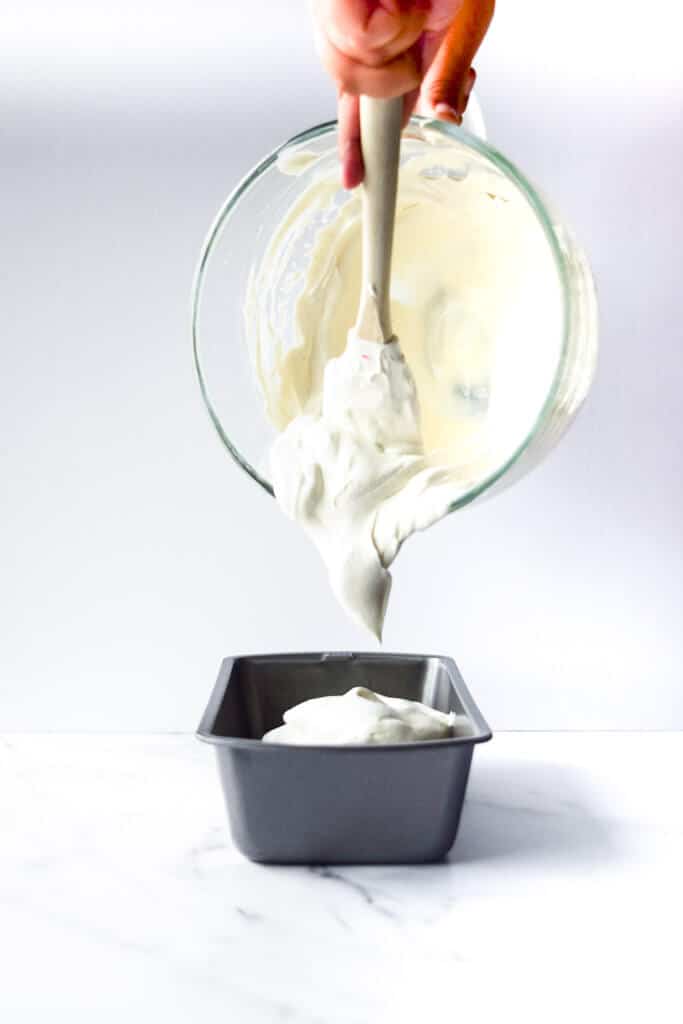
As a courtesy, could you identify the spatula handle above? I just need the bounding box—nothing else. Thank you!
[354,95,403,344]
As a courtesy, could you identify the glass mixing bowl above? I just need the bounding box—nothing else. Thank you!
[192,117,598,508]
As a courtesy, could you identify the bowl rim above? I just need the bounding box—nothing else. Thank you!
[191,116,571,509]
[196,651,493,752]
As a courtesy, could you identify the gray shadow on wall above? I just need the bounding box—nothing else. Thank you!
[451,755,618,867]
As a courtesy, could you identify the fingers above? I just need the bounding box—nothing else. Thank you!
[421,0,494,121]
[319,0,495,186]
[319,32,423,98]
[401,86,421,128]
[338,91,364,189]
[323,0,430,66]
[313,1,427,98]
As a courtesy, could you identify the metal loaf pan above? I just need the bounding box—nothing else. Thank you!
[197,652,492,865]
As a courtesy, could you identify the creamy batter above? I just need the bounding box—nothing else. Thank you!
[262,686,472,745]
[272,333,472,637]
[247,137,564,636]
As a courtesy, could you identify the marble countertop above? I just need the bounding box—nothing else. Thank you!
[1,732,680,1022]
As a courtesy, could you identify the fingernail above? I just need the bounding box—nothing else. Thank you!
[434,102,461,125]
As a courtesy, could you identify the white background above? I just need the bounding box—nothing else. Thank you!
[1,0,681,730]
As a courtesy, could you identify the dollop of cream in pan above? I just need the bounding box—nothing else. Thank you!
[262,686,472,745]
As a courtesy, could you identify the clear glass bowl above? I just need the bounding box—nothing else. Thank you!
[192,118,598,509]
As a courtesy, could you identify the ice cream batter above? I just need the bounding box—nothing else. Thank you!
[271,333,472,637]
[262,685,472,745]
[247,138,564,637]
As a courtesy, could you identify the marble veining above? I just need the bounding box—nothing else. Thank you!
[1,732,681,1022]
[310,866,398,919]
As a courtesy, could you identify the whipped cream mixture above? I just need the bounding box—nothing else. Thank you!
[247,138,564,636]
[272,334,467,637]
[262,686,472,745]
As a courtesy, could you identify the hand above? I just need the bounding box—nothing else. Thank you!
[311,1,495,188]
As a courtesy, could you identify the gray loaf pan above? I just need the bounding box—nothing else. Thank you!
[197,652,492,864]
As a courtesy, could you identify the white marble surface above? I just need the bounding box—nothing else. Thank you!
[1,732,680,1022]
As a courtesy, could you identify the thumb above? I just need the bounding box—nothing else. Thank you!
[421,0,493,122]
[433,66,476,125]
